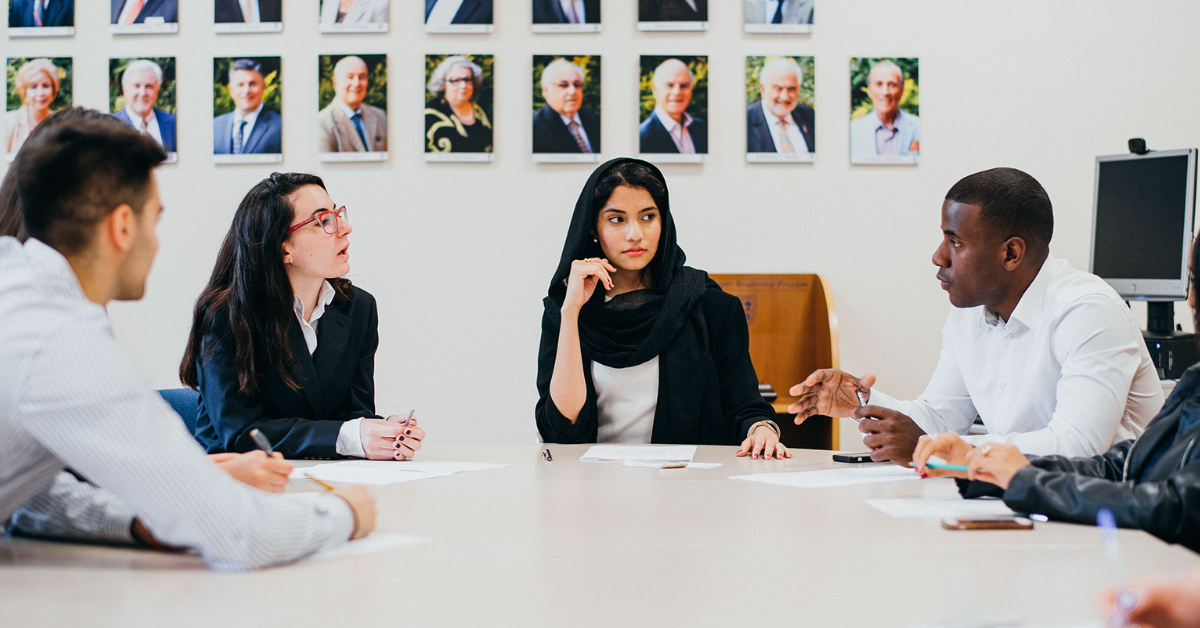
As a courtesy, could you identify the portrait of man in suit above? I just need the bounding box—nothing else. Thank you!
[318,55,387,153]
[9,0,74,27]
[111,0,177,24]
[746,57,814,155]
[849,58,920,160]
[533,58,600,155]
[213,58,282,155]
[532,0,599,25]
[214,0,281,23]
[639,57,707,155]
[424,0,491,26]
[745,0,812,25]
[638,0,705,22]
[111,59,176,153]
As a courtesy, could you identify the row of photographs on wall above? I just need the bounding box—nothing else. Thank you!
[2,55,918,166]
[8,0,814,36]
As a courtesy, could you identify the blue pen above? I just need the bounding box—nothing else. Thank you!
[1098,508,1137,628]
[924,461,969,472]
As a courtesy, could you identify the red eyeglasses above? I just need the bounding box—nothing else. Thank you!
[287,206,348,235]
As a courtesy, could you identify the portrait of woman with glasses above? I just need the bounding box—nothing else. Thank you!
[424,55,493,154]
[181,172,426,460]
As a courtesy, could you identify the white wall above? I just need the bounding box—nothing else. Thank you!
[12,1,1200,450]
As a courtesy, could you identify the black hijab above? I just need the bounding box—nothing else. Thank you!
[544,157,710,369]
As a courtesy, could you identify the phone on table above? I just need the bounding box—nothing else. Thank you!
[832,452,876,463]
[941,517,1034,530]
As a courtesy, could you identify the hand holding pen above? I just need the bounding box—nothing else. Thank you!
[357,410,425,461]
[385,409,425,461]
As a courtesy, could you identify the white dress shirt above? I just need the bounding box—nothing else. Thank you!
[559,111,592,153]
[869,257,1163,456]
[683,0,699,11]
[291,281,366,458]
[239,0,260,22]
[0,237,353,570]
[123,105,163,147]
[558,0,585,22]
[653,107,696,154]
[760,100,809,153]
[594,357,660,444]
[426,0,464,26]
[231,104,263,150]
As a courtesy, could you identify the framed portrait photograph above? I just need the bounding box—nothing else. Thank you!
[212,56,282,164]
[4,57,72,158]
[744,0,812,34]
[637,0,705,32]
[849,57,919,165]
[746,56,814,163]
[638,55,707,163]
[110,57,177,163]
[424,54,494,162]
[214,0,282,33]
[318,0,388,33]
[111,0,178,35]
[532,0,599,33]
[532,55,601,163]
[8,0,74,36]
[318,54,387,162]
[424,0,492,34]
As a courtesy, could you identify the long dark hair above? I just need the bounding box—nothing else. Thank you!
[589,160,670,290]
[180,172,352,395]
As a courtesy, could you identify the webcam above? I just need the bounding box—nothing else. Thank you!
[1128,138,1149,155]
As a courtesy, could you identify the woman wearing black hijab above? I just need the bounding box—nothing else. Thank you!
[535,158,790,459]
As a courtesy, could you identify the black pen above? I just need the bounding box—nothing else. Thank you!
[249,428,275,456]
[542,448,553,462]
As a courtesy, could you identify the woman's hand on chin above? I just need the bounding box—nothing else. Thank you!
[562,258,617,313]
[736,424,792,460]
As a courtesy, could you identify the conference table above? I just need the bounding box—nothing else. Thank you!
[2,445,1197,627]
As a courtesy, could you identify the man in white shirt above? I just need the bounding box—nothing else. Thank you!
[0,116,375,569]
[112,59,176,153]
[212,58,281,155]
[790,168,1163,465]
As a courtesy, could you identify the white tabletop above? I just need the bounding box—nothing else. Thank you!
[1,445,1196,627]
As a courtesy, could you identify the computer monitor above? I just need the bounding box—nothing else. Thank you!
[1090,148,1197,301]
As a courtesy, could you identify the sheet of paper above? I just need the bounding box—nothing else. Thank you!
[305,533,429,562]
[580,445,697,462]
[728,464,920,488]
[291,460,507,485]
[623,460,722,469]
[867,497,1015,519]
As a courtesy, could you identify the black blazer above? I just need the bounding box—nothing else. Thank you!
[960,364,1200,553]
[536,283,774,445]
[746,100,815,153]
[9,0,73,26]
[111,0,176,23]
[425,0,492,23]
[193,287,382,459]
[532,0,599,23]
[639,0,706,21]
[639,113,707,154]
[533,105,601,154]
[215,0,281,22]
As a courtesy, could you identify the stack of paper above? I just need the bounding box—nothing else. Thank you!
[867,497,1015,519]
[728,465,920,488]
[290,460,507,486]
[580,445,697,463]
[306,533,430,562]
[623,460,722,469]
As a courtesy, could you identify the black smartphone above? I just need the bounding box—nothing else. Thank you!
[832,452,876,463]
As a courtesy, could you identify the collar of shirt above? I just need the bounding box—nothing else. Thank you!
[335,99,363,120]
[760,99,791,128]
[21,238,90,304]
[557,111,583,127]
[654,106,692,133]
[292,280,336,354]
[234,104,263,128]
[981,256,1061,332]
[124,106,162,142]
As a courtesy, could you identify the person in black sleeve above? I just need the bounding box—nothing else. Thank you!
[535,157,790,459]
[912,236,1200,553]
[182,172,426,461]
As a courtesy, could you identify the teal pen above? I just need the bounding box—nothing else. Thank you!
[924,461,969,472]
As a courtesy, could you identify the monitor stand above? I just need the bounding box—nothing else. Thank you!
[1143,301,1198,379]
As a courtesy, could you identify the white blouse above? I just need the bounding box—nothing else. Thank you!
[593,357,660,443]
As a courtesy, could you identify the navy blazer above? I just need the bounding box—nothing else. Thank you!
[113,108,177,153]
[532,0,599,23]
[639,113,708,154]
[111,0,176,23]
[639,0,706,21]
[532,104,601,154]
[215,0,281,22]
[9,0,73,26]
[425,0,491,23]
[193,286,382,459]
[746,100,815,153]
[213,108,282,155]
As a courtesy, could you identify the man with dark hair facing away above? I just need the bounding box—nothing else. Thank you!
[789,167,1163,466]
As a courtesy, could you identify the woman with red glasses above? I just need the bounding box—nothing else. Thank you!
[181,172,425,460]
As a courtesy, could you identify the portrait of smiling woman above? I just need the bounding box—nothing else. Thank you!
[424,54,493,154]
[536,158,790,459]
[182,172,425,460]
[3,58,68,154]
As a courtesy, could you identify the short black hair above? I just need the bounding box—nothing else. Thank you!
[229,58,262,82]
[18,116,167,255]
[945,167,1054,261]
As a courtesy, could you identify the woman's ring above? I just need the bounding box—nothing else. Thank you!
[981,445,993,457]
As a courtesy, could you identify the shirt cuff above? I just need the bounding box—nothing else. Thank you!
[313,493,357,544]
[335,419,366,458]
